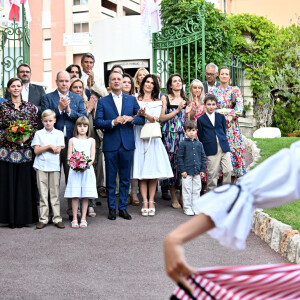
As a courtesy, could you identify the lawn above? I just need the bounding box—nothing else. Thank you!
[250,137,300,231]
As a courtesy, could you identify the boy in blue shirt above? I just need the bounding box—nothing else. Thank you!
[177,120,206,215]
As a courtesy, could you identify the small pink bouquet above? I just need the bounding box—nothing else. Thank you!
[67,149,92,172]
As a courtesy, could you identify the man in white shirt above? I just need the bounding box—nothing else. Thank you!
[81,53,108,98]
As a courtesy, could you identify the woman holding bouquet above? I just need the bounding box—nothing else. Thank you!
[209,67,246,181]
[64,116,98,228]
[0,78,38,228]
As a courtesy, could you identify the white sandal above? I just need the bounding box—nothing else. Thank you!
[79,220,88,228]
[148,201,156,216]
[71,220,79,229]
[88,207,96,217]
[141,202,149,217]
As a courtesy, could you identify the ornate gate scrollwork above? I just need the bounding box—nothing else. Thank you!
[2,4,30,91]
[152,5,206,93]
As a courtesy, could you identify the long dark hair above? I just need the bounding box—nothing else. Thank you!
[139,74,160,100]
[66,64,82,78]
[122,73,135,95]
[166,74,188,103]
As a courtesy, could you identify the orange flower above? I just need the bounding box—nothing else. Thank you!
[11,127,18,133]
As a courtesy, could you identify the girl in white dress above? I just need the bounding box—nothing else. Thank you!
[133,74,173,216]
[64,117,98,228]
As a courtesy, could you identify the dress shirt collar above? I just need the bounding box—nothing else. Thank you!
[57,90,69,98]
[81,70,88,79]
[206,111,215,117]
[206,111,215,126]
[43,127,55,134]
[111,92,123,99]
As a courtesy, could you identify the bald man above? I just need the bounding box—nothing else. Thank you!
[42,71,87,219]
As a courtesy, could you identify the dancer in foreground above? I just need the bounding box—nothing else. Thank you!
[164,140,300,299]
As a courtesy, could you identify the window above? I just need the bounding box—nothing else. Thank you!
[73,0,88,5]
[74,22,89,33]
[223,0,227,13]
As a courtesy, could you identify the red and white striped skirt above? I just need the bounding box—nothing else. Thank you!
[171,264,300,300]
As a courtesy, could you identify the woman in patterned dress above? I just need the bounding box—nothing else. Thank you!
[210,67,246,181]
[0,78,38,228]
[160,74,189,209]
[185,79,208,194]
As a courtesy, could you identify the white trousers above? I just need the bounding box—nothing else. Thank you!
[182,174,202,212]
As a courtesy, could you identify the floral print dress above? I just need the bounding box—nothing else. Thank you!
[161,96,186,187]
[210,86,246,178]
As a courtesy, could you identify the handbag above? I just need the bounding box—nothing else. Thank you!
[139,121,161,154]
[140,121,161,140]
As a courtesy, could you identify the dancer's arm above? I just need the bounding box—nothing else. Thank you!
[164,213,215,292]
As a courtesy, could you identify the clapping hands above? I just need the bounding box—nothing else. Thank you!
[113,115,134,125]
[58,96,70,113]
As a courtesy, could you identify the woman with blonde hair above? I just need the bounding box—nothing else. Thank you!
[186,79,205,121]
[133,68,149,95]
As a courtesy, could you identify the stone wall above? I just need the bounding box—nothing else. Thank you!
[245,136,300,263]
[239,77,257,137]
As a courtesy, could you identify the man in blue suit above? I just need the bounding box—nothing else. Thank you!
[42,71,87,219]
[95,71,144,220]
[197,94,232,191]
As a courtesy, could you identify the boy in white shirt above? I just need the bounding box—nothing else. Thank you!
[31,109,65,229]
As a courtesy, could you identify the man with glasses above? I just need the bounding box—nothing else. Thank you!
[203,63,220,94]
[5,63,45,128]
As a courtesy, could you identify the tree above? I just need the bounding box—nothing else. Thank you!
[160,0,233,83]
[270,25,300,135]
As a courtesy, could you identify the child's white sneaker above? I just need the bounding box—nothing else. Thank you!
[184,208,195,216]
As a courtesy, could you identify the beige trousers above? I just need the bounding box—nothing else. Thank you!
[36,170,62,224]
[207,143,232,192]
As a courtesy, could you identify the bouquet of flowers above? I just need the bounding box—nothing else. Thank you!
[5,119,34,142]
[67,149,92,172]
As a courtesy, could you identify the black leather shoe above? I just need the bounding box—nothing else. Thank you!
[108,209,116,220]
[162,193,171,200]
[119,209,132,220]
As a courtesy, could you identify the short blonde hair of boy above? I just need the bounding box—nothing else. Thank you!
[41,109,56,119]
[73,116,90,137]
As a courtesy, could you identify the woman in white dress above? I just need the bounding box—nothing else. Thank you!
[132,74,173,216]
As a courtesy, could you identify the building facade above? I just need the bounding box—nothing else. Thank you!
[30,0,140,89]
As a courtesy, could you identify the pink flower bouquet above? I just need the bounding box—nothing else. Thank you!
[67,149,92,172]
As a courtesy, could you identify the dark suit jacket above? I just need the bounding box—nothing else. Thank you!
[41,90,87,141]
[197,112,230,156]
[94,93,145,152]
[5,83,45,129]
[203,80,220,94]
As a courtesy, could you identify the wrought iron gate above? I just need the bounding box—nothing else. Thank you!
[152,5,206,93]
[2,4,30,91]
